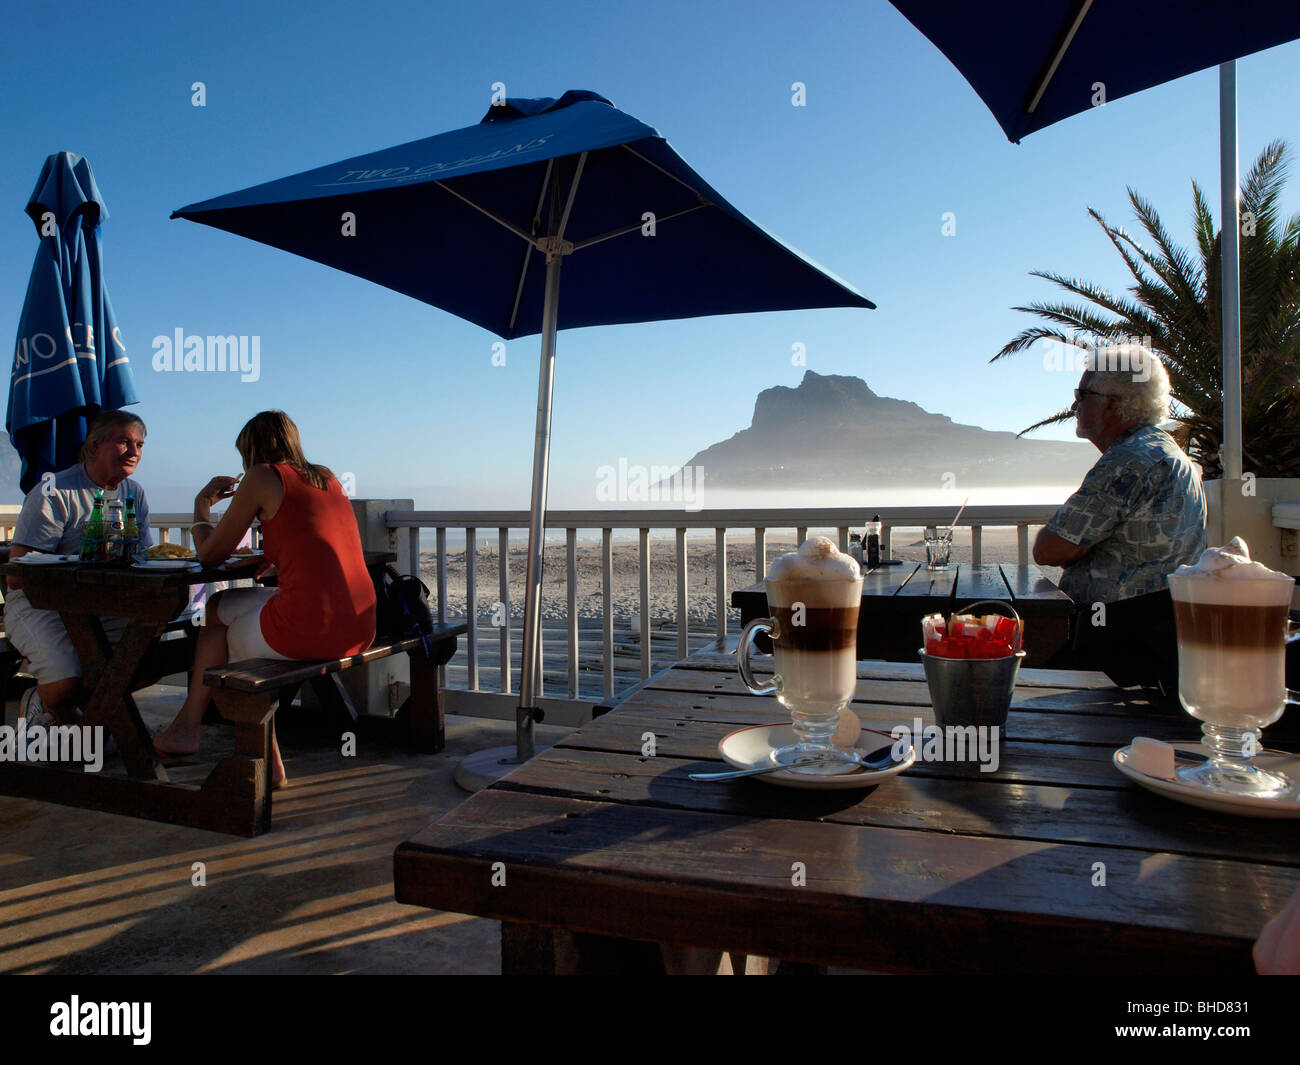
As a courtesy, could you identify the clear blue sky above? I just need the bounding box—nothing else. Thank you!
[3,0,1298,512]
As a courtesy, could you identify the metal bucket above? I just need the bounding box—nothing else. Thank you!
[919,599,1025,728]
[919,649,1025,728]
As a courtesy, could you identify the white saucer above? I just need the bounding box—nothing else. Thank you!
[132,559,199,570]
[11,553,68,565]
[223,553,261,566]
[1113,742,1300,818]
[717,723,915,790]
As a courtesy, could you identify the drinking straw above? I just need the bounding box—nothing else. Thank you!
[944,498,969,542]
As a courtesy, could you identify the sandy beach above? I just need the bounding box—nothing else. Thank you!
[420,527,1058,626]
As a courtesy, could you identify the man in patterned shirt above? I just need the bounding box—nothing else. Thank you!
[1033,345,1205,692]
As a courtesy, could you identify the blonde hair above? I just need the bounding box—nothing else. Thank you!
[80,410,146,463]
[235,411,332,491]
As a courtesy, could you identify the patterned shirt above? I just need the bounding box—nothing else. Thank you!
[1045,426,1205,606]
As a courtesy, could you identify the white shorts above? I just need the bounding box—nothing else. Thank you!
[217,587,293,662]
[3,590,129,686]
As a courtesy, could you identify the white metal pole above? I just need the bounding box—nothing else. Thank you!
[1220,61,1243,496]
[517,250,562,761]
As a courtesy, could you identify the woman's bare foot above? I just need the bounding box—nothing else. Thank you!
[270,728,287,788]
[153,720,200,758]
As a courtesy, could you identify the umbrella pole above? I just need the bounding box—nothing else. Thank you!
[1219,60,1243,540]
[517,250,563,761]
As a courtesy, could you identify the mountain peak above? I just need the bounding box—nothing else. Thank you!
[680,371,1095,490]
[753,370,881,427]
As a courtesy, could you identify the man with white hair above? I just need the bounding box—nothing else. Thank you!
[1034,345,1205,691]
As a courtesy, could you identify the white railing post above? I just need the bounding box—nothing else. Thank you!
[499,527,512,694]
[567,527,578,698]
[466,527,478,691]
[639,527,651,680]
[602,527,614,699]
[715,527,728,641]
[676,527,688,661]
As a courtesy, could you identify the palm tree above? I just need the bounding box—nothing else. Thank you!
[994,140,1300,479]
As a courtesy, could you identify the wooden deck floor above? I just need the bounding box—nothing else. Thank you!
[0,686,574,975]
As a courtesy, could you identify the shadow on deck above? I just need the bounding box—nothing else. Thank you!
[0,686,574,975]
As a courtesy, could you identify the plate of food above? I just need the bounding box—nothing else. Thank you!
[146,543,196,561]
[133,559,200,570]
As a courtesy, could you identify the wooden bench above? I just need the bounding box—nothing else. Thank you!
[200,622,465,834]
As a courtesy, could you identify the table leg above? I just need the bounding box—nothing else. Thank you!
[64,614,168,780]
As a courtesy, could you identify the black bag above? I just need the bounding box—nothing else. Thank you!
[377,564,436,658]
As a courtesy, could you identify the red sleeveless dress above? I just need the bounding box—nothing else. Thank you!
[258,463,376,659]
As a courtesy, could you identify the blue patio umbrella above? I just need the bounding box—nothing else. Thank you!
[889,1,1300,495]
[173,89,873,762]
[9,152,140,493]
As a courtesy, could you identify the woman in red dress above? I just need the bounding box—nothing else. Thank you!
[154,411,376,786]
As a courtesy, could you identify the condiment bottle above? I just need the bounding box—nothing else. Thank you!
[104,500,125,561]
[866,514,882,567]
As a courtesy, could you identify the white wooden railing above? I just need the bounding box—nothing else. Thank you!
[385,505,1060,704]
[3,501,1062,712]
[0,507,232,548]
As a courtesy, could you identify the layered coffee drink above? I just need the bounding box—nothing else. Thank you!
[1169,537,1295,730]
[738,536,863,769]
[765,538,862,716]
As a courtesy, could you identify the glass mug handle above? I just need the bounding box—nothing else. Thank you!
[738,616,780,696]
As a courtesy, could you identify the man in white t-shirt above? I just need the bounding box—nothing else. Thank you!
[5,411,152,724]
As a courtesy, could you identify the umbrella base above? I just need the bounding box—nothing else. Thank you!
[454,744,550,793]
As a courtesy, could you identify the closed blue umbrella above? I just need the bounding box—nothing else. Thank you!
[8,152,140,493]
[173,89,873,762]
[889,1,1300,495]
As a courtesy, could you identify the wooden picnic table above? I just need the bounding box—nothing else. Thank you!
[0,551,463,835]
[732,562,1074,668]
[394,641,1300,974]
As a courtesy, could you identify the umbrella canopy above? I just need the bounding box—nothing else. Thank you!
[889,1,1300,144]
[173,89,873,336]
[890,1,1300,507]
[9,152,140,493]
[173,90,873,760]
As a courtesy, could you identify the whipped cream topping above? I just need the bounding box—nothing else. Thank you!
[1174,537,1292,581]
[768,535,861,582]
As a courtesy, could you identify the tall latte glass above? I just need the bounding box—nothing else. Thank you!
[738,536,863,773]
[1168,538,1297,797]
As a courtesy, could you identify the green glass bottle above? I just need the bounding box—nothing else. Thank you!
[80,489,106,562]
[123,492,139,559]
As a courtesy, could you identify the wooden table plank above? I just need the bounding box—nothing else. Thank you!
[394,788,1287,973]
[953,564,1012,608]
[493,745,1299,864]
